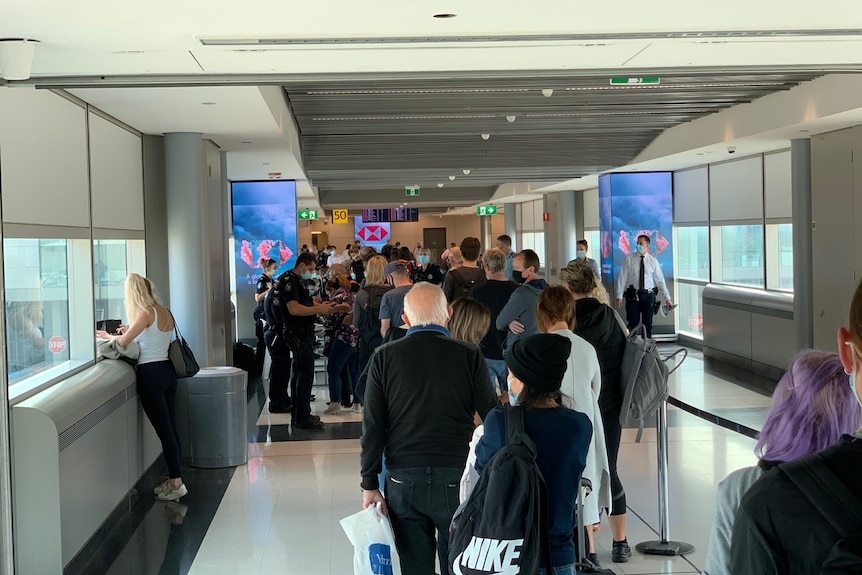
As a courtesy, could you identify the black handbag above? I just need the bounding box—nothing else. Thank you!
[167,311,200,378]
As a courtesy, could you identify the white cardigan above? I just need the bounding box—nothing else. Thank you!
[553,328,611,525]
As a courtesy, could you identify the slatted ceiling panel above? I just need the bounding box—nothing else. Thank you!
[284,71,820,207]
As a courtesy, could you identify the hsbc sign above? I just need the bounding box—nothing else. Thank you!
[357,225,390,242]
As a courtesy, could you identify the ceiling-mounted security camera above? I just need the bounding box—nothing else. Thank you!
[727,146,737,154]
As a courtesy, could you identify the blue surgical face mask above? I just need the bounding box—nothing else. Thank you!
[636,244,647,255]
[575,250,587,260]
[418,255,431,265]
[350,272,357,280]
[848,343,862,407]
[309,285,320,295]
[301,271,314,281]
[507,377,519,405]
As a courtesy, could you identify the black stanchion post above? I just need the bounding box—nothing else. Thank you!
[635,398,695,556]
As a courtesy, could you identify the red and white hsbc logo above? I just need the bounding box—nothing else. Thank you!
[357,225,390,242]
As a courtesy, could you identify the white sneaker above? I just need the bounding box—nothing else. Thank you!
[352,403,363,413]
[158,483,188,501]
[153,480,170,495]
[324,403,341,415]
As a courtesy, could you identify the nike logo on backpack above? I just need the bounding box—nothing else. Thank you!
[453,537,523,575]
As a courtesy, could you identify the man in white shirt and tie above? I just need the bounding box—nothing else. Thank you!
[615,234,673,337]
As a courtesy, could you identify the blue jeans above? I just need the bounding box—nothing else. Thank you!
[484,357,508,394]
[540,565,575,575]
[326,338,358,404]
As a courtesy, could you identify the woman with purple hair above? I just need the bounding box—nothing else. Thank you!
[703,350,861,575]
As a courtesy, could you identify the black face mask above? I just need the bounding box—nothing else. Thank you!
[512,270,526,284]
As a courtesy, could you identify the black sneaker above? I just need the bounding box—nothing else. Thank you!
[268,402,291,414]
[612,540,632,563]
[293,418,325,430]
[587,553,601,567]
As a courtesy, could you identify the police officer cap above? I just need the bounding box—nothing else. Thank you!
[505,334,572,393]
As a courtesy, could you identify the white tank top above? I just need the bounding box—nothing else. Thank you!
[136,307,173,365]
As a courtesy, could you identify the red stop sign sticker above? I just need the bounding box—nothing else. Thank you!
[49,336,67,354]
[689,314,704,332]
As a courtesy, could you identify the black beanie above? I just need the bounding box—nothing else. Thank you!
[506,334,572,393]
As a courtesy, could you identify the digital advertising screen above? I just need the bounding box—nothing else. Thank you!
[354,215,391,251]
[599,172,674,296]
[231,180,298,299]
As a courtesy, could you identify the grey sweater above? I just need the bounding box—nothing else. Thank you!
[495,279,549,354]
[703,465,765,575]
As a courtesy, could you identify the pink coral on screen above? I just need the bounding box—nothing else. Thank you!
[618,230,631,255]
[279,242,294,265]
[601,232,612,259]
[258,239,276,261]
[654,231,670,255]
[240,240,255,268]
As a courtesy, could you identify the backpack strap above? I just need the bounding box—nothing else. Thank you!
[505,407,554,571]
[782,453,862,538]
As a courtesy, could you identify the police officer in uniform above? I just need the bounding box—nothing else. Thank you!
[272,252,349,429]
[615,234,673,338]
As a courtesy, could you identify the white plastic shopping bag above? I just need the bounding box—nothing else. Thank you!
[340,503,403,575]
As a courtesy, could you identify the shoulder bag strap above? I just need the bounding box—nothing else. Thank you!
[505,407,553,569]
[783,453,862,538]
[166,308,182,342]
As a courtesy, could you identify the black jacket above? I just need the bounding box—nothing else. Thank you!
[731,435,862,574]
[573,298,627,415]
[360,329,498,490]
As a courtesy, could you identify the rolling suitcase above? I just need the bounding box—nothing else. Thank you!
[576,478,616,574]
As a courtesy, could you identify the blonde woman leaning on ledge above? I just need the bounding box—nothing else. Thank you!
[96,273,187,501]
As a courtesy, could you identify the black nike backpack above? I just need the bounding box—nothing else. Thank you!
[448,406,552,575]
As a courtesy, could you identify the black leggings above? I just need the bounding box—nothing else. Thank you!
[137,361,182,479]
[602,407,626,516]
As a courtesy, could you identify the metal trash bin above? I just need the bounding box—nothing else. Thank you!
[175,366,248,468]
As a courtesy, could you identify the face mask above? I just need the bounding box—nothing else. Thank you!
[507,377,519,405]
[636,244,647,255]
[575,250,587,260]
[512,270,526,285]
[301,271,314,281]
[309,285,320,295]
[848,344,862,407]
[418,255,431,265]
[350,272,357,280]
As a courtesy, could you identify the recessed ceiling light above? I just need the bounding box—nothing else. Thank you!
[449,175,456,181]
[462,169,471,175]
[481,133,490,140]
[541,89,554,97]
[201,101,216,105]
[506,115,516,123]
[433,13,457,18]
[438,183,444,188]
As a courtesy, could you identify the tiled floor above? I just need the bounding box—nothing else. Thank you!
[101,347,771,575]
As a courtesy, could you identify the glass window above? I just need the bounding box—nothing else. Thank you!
[94,239,146,326]
[711,225,764,288]
[520,232,546,268]
[5,237,95,394]
[676,282,705,338]
[585,230,601,263]
[766,223,793,291]
[675,226,710,281]
[5,239,70,385]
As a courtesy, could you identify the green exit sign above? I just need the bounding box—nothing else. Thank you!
[477,205,498,216]
[610,76,660,85]
[405,186,421,197]
[298,210,318,220]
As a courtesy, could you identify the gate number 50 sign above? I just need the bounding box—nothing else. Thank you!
[332,209,349,224]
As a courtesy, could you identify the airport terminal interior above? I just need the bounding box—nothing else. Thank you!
[3,3,862,574]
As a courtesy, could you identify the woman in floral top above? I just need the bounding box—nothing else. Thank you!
[324,276,360,414]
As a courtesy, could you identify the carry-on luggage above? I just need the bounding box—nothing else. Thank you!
[575,478,616,574]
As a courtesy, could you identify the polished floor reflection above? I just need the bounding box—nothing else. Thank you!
[96,347,768,575]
